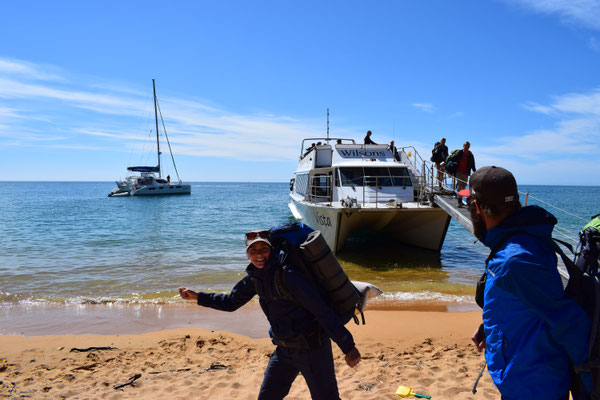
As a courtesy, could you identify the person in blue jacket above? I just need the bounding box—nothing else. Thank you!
[179,230,361,400]
[460,166,591,400]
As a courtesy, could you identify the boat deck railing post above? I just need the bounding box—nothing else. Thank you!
[375,177,378,208]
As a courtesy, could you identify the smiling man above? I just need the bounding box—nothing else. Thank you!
[179,229,361,399]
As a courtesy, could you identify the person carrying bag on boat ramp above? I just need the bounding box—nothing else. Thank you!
[179,229,361,400]
[464,166,592,400]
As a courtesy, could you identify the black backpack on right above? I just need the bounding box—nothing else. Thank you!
[555,214,600,399]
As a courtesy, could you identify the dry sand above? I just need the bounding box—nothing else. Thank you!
[0,310,499,399]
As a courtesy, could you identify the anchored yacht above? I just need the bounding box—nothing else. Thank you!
[289,138,451,253]
[108,79,191,197]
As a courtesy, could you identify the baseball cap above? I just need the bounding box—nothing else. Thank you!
[245,230,272,250]
[458,166,519,208]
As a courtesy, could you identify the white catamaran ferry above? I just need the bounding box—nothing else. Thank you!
[289,138,451,253]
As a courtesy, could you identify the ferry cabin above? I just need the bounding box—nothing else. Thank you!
[289,140,450,253]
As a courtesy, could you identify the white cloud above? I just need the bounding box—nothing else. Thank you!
[476,87,600,185]
[0,58,323,162]
[521,101,555,114]
[412,102,437,113]
[0,58,64,81]
[506,0,600,31]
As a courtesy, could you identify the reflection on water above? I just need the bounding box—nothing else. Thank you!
[337,232,473,297]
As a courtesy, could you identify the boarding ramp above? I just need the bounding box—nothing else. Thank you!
[417,156,574,282]
[432,193,473,235]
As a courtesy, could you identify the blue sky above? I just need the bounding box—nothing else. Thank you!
[1,0,600,184]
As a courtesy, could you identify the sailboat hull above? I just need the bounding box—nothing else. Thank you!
[130,183,191,196]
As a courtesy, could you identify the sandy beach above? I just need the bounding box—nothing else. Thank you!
[0,309,499,399]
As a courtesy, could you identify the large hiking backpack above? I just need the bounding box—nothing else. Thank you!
[444,149,460,176]
[430,142,443,163]
[268,222,375,325]
[474,216,600,399]
[566,214,600,399]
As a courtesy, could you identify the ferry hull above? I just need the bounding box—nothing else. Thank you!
[289,197,450,253]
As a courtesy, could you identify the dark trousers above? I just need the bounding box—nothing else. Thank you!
[258,339,340,400]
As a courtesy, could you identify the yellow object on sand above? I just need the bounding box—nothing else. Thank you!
[396,385,431,399]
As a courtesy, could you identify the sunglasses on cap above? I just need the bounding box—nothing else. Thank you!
[245,230,270,241]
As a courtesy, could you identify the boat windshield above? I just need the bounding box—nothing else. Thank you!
[339,167,411,187]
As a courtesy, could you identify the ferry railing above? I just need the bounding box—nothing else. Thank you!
[397,146,436,204]
[307,175,333,205]
[340,175,414,208]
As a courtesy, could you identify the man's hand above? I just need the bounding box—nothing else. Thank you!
[345,347,361,368]
[471,324,485,352]
[179,287,198,301]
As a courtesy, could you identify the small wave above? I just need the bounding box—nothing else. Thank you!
[1,290,476,310]
[380,291,475,303]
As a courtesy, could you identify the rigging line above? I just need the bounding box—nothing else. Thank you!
[553,224,577,237]
[553,228,579,244]
[156,99,182,183]
[553,225,578,243]
[518,191,588,223]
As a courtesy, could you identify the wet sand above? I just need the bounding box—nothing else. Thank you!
[0,309,500,399]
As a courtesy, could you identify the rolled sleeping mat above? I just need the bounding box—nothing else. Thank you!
[300,231,361,317]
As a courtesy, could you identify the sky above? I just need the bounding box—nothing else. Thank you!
[1,0,600,185]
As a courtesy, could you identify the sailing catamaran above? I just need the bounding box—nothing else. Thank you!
[108,79,191,197]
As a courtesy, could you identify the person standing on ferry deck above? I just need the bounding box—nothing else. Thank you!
[364,130,377,145]
[455,141,476,207]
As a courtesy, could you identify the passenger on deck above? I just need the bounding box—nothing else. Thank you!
[454,141,476,207]
[303,143,316,157]
[167,175,171,184]
[389,140,400,161]
[431,138,448,188]
[364,130,377,145]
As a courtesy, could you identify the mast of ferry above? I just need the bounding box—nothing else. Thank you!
[152,79,161,178]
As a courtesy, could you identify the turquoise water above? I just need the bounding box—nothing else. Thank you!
[1,182,598,308]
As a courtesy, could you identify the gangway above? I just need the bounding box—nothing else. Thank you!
[432,192,473,235]
[399,145,572,282]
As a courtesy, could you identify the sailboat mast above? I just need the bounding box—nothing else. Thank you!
[153,79,161,178]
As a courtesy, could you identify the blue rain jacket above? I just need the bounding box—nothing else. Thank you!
[481,205,590,400]
[196,249,355,354]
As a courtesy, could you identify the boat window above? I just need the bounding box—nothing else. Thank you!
[389,167,412,187]
[311,174,331,199]
[340,167,363,187]
[295,173,309,195]
[339,167,412,187]
[364,167,392,187]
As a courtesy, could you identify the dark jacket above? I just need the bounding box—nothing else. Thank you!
[448,149,475,174]
[196,249,355,354]
[364,135,376,145]
[480,206,590,400]
[431,143,448,164]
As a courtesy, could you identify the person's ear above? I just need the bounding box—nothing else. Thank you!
[474,199,484,215]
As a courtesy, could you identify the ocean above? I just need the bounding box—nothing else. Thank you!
[1,181,598,335]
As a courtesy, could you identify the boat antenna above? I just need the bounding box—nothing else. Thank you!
[326,108,329,141]
[153,79,161,178]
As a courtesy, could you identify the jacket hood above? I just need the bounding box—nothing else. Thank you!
[481,205,557,249]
